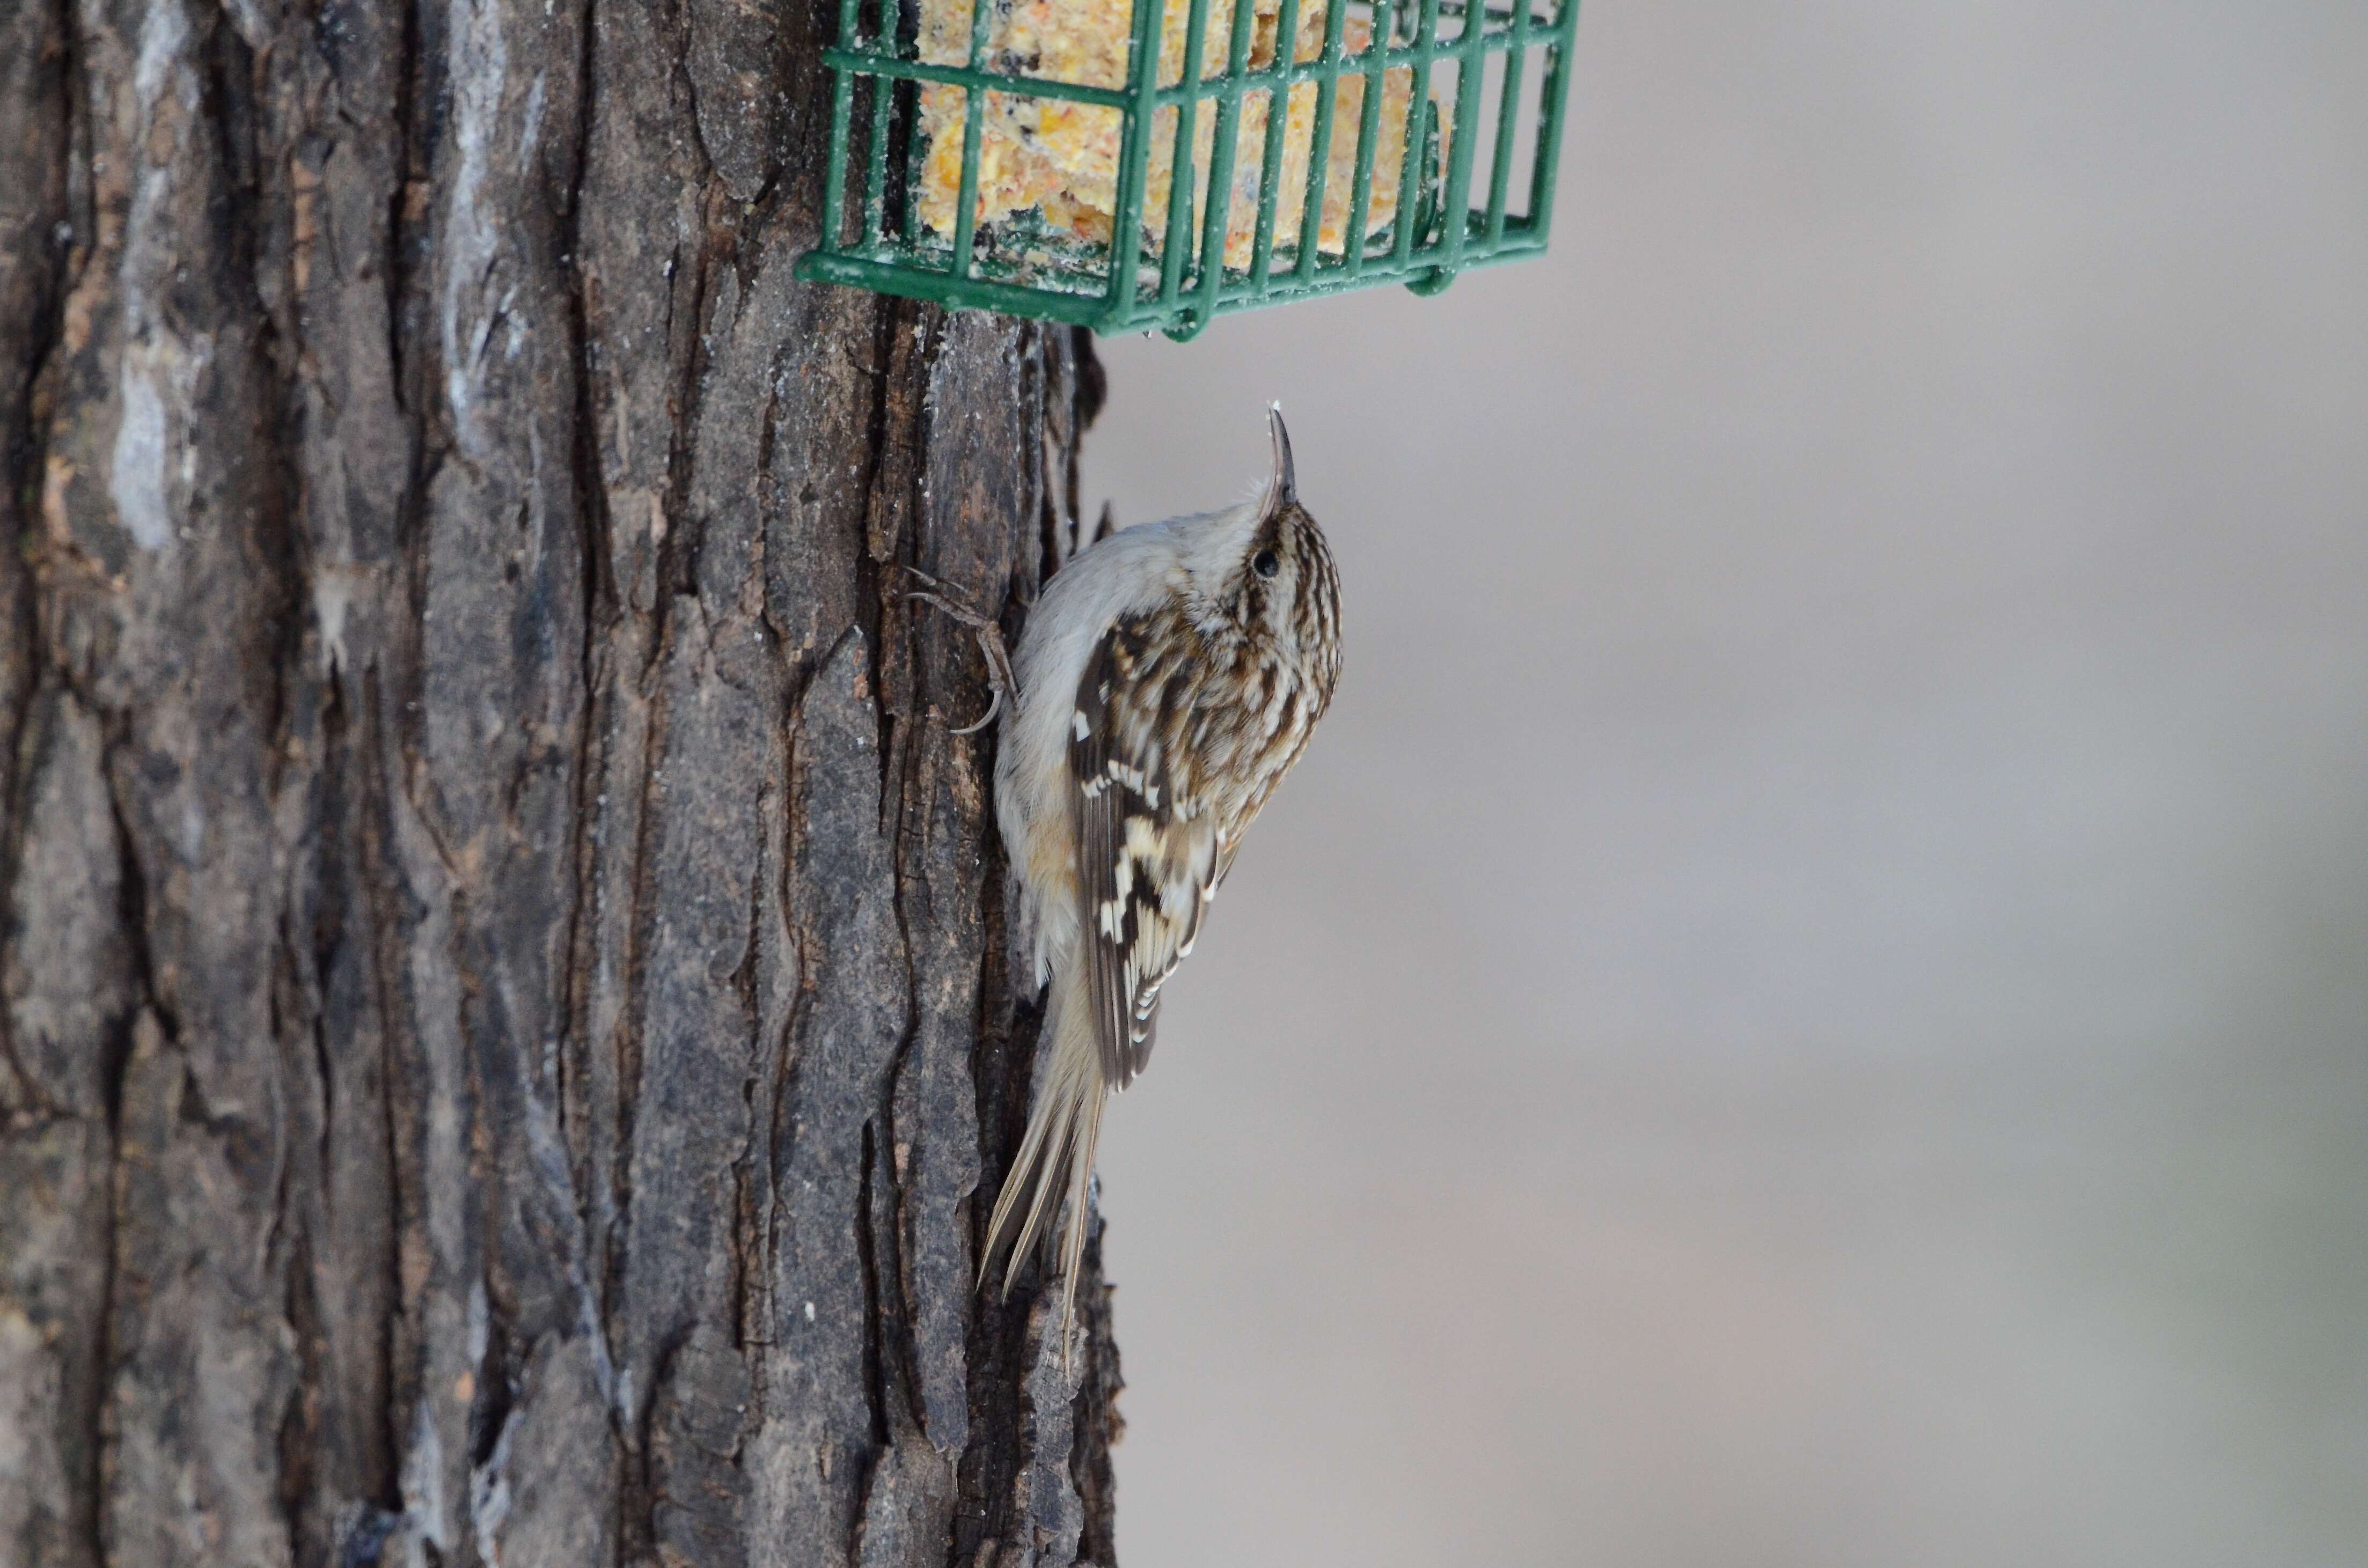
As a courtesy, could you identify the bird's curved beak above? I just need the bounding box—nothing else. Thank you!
[1264,403,1297,514]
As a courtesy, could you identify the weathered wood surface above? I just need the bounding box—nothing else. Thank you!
[0,0,1119,1561]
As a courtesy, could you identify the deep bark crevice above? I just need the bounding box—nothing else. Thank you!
[855,1118,892,1448]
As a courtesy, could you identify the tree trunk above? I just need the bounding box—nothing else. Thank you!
[0,0,1119,1562]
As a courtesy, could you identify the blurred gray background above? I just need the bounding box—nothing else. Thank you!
[1075,2,2368,1563]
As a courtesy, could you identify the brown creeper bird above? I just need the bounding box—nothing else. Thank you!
[929,406,1342,1365]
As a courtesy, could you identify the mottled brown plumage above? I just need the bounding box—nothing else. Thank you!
[1070,496,1340,1084]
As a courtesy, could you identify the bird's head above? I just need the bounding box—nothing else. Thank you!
[1181,406,1343,690]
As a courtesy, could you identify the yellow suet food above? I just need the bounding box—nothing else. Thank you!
[914,0,1432,268]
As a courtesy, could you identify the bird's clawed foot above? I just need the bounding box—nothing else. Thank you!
[901,564,1018,735]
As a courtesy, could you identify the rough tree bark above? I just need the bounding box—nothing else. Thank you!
[0,0,1121,1562]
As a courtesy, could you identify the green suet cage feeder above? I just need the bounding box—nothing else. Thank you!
[794,0,1582,338]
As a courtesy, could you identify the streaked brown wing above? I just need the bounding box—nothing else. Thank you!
[1069,616,1221,1087]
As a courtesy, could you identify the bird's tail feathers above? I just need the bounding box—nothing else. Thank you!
[979,970,1106,1367]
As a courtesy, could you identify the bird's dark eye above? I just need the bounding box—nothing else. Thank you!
[1252,548,1280,579]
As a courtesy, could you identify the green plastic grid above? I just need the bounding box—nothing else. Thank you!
[795,0,1583,339]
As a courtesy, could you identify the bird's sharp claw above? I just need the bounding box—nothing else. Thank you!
[947,683,1001,735]
[905,570,1017,734]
